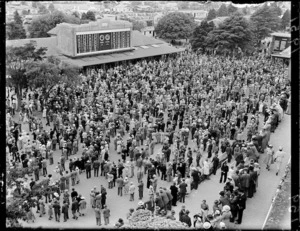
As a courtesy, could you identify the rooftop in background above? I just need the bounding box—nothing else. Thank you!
[271,46,290,59]
[271,32,291,38]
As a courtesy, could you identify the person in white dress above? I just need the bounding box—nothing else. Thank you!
[42,108,47,119]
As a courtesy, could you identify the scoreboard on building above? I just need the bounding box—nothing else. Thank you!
[76,29,131,55]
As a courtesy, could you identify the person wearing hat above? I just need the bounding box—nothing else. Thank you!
[136,201,145,210]
[166,210,176,220]
[274,146,286,176]
[220,161,229,183]
[264,144,274,171]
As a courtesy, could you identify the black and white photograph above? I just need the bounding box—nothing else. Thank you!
[5,1,293,230]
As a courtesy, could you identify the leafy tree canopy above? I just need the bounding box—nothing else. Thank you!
[207,13,255,55]
[281,9,290,30]
[155,12,196,40]
[207,8,217,21]
[38,4,49,15]
[190,20,214,52]
[28,10,81,38]
[6,43,47,108]
[48,3,55,13]
[250,4,281,46]
[82,11,96,21]
[217,4,228,17]
[177,2,190,10]
[227,4,238,15]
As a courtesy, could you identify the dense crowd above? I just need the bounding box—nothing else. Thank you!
[6,50,290,229]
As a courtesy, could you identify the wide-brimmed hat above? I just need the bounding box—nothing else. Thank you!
[138,201,144,206]
[222,205,231,212]
[203,222,211,229]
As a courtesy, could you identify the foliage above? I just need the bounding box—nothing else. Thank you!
[38,4,49,15]
[14,10,23,25]
[207,8,217,21]
[72,11,80,18]
[21,9,29,15]
[242,6,249,15]
[281,9,290,30]
[250,4,281,46]
[6,22,27,40]
[48,3,55,13]
[206,13,255,56]
[217,3,228,17]
[155,12,196,40]
[82,11,96,21]
[131,1,142,7]
[7,10,27,40]
[6,43,47,109]
[28,10,81,38]
[177,2,190,10]
[123,17,146,32]
[190,20,214,52]
[270,2,282,16]
[227,4,238,15]
[25,56,81,100]
[32,2,37,8]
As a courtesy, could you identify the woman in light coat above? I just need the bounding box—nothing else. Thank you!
[79,197,87,216]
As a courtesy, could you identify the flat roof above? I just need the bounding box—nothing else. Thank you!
[59,43,185,67]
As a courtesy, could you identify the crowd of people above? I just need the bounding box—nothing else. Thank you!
[6,49,290,229]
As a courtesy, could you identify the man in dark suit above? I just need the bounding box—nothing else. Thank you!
[93,159,100,177]
[179,179,187,203]
[53,200,61,222]
[211,154,220,175]
[85,160,92,179]
[62,201,69,222]
[239,170,250,197]
[236,189,247,224]
[170,182,178,206]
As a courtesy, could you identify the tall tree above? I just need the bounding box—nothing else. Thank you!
[85,11,96,21]
[6,43,47,110]
[6,10,26,40]
[190,20,214,52]
[207,9,217,21]
[207,13,255,56]
[270,2,282,16]
[13,10,23,25]
[281,9,290,30]
[38,4,49,15]
[155,12,196,41]
[227,4,238,15]
[25,56,80,100]
[250,4,281,47]
[48,3,55,13]
[217,4,228,17]
[72,11,80,18]
[122,18,146,32]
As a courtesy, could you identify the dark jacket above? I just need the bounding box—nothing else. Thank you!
[181,214,192,227]
[179,182,187,193]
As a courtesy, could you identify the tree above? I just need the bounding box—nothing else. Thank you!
[6,11,26,40]
[48,3,55,13]
[155,12,196,41]
[217,4,228,17]
[131,1,142,7]
[190,20,214,52]
[6,43,47,110]
[177,2,190,10]
[122,18,146,32]
[6,22,27,40]
[242,6,249,15]
[25,56,81,100]
[207,9,217,21]
[72,11,80,18]
[13,10,23,25]
[206,13,255,56]
[250,4,281,46]
[28,11,81,38]
[81,12,87,20]
[32,2,37,8]
[270,2,282,16]
[227,4,238,15]
[85,11,96,21]
[21,9,29,16]
[38,4,49,15]
[281,9,290,30]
